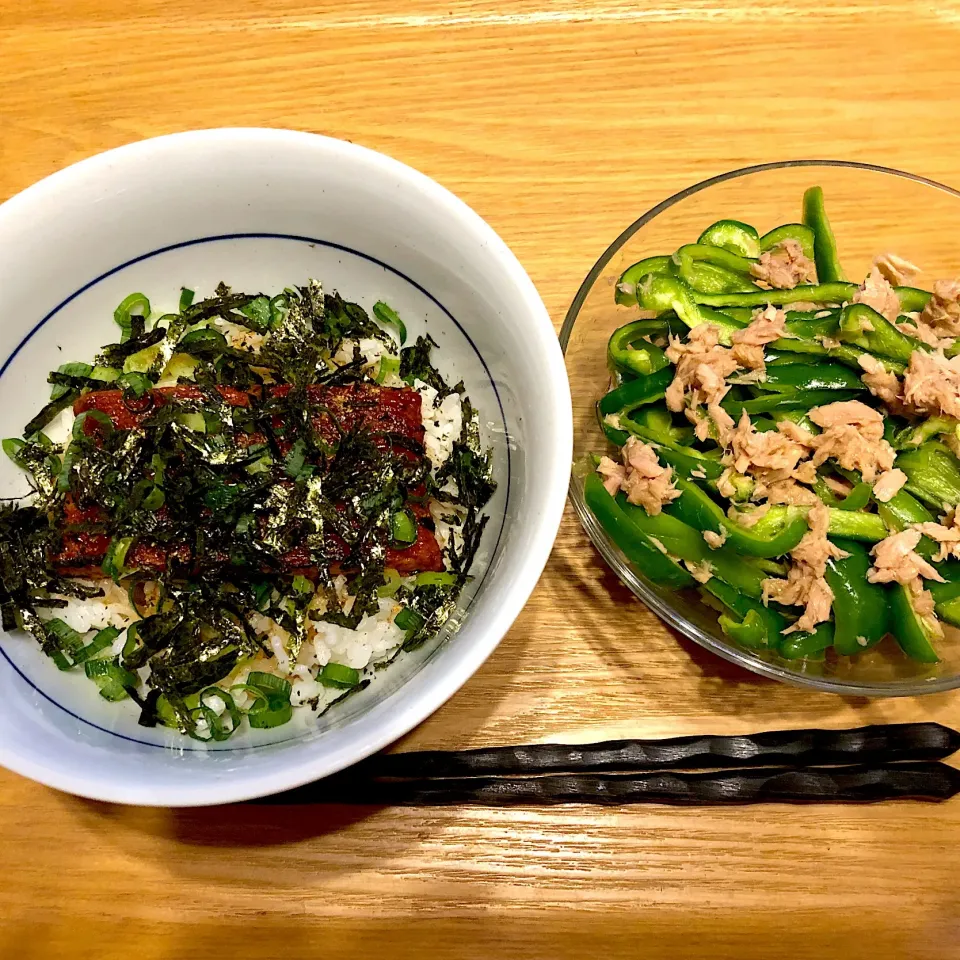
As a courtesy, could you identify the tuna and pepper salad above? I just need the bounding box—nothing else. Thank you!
[0,282,495,740]
[581,186,960,664]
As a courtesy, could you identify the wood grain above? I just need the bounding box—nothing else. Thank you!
[3,1,960,957]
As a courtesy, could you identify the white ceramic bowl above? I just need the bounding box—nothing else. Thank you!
[0,129,571,806]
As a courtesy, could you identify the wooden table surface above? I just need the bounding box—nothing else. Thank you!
[4,1,960,957]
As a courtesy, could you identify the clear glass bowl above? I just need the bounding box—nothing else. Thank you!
[562,160,960,697]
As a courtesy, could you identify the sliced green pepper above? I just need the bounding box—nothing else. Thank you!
[889,581,940,663]
[582,473,694,588]
[896,286,932,314]
[824,538,889,655]
[896,442,960,510]
[927,562,960,604]
[665,475,808,558]
[780,622,835,661]
[618,499,766,598]
[615,256,677,306]
[654,445,725,481]
[837,304,925,363]
[607,322,672,377]
[752,505,888,543]
[813,478,872,511]
[802,186,845,282]
[875,488,937,557]
[935,595,960,628]
[758,223,817,261]
[746,362,865,394]
[598,366,674,417]
[700,579,788,650]
[637,275,745,342]
[673,243,756,277]
[722,389,860,418]
[681,261,759,295]
[698,219,761,259]
[694,282,857,310]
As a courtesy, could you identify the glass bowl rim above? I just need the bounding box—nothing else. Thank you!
[562,158,960,697]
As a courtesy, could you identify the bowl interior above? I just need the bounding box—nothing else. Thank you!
[0,130,570,803]
[563,161,960,696]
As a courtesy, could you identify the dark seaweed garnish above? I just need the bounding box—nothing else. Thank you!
[0,282,496,737]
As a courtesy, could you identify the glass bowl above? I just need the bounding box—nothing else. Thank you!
[562,160,960,697]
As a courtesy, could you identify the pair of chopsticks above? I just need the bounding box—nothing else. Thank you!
[261,722,960,806]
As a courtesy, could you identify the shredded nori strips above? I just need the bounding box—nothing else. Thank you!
[0,281,496,737]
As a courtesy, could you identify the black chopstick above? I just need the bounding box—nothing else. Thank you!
[351,723,960,779]
[265,762,960,806]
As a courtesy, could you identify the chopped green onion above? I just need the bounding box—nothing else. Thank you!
[239,296,272,333]
[179,287,195,312]
[292,574,314,595]
[243,671,293,729]
[373,302,408,345]
[415,572,458,588]
[84,657,138,701]
[319,662,361,689]
[44,617,85,670]
[178,327,228,354]
[113,292,151,342]
[252,582,272,610]
[189,687,242,741]
[3,438,26,467]
[71,409,114,442]
[50,362,93,400]
[394,607,425,632]
[101,536,136,582]
[245,671,292,698]
[284,439,310,479]
[73,626,121,664]
[390,510,417,545]
[247,700,293,728]
[142,485,165,511]
[118,371,153,398]
[90,365,120,382]
[378,567,403,598]
[376,354,400,384]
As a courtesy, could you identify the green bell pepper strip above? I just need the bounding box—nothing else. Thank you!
[582,473,695,588]
[896,442,960,510]
[694,282,857,310]
[607,322,671,377]
[598,366,674,417]
[673,243,757,277]
[699,579,789,650]
[615,256,677,306]
[665,475,808,557]
[697,219,761,259]
[823,538,889,655]
[889,581,941,663]
[653,444,726,481]
[927,561,960,604]
[837,304,925,363]
[743,362,865,394]
[758,223,817,261]
[722,389,859,418]
[630,406,695,446]
[680,261,759,295]
[891,416,960,450]
[935,595,960,628]
[780,622,835,660]
[896,286,932,314]
[813,477,872,511]
[802,186,845,282]
[751,505,888,543]
[637,275,745,342]
[618,499,766,598]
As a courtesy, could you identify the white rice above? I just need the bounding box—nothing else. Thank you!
[415,379,463,467]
